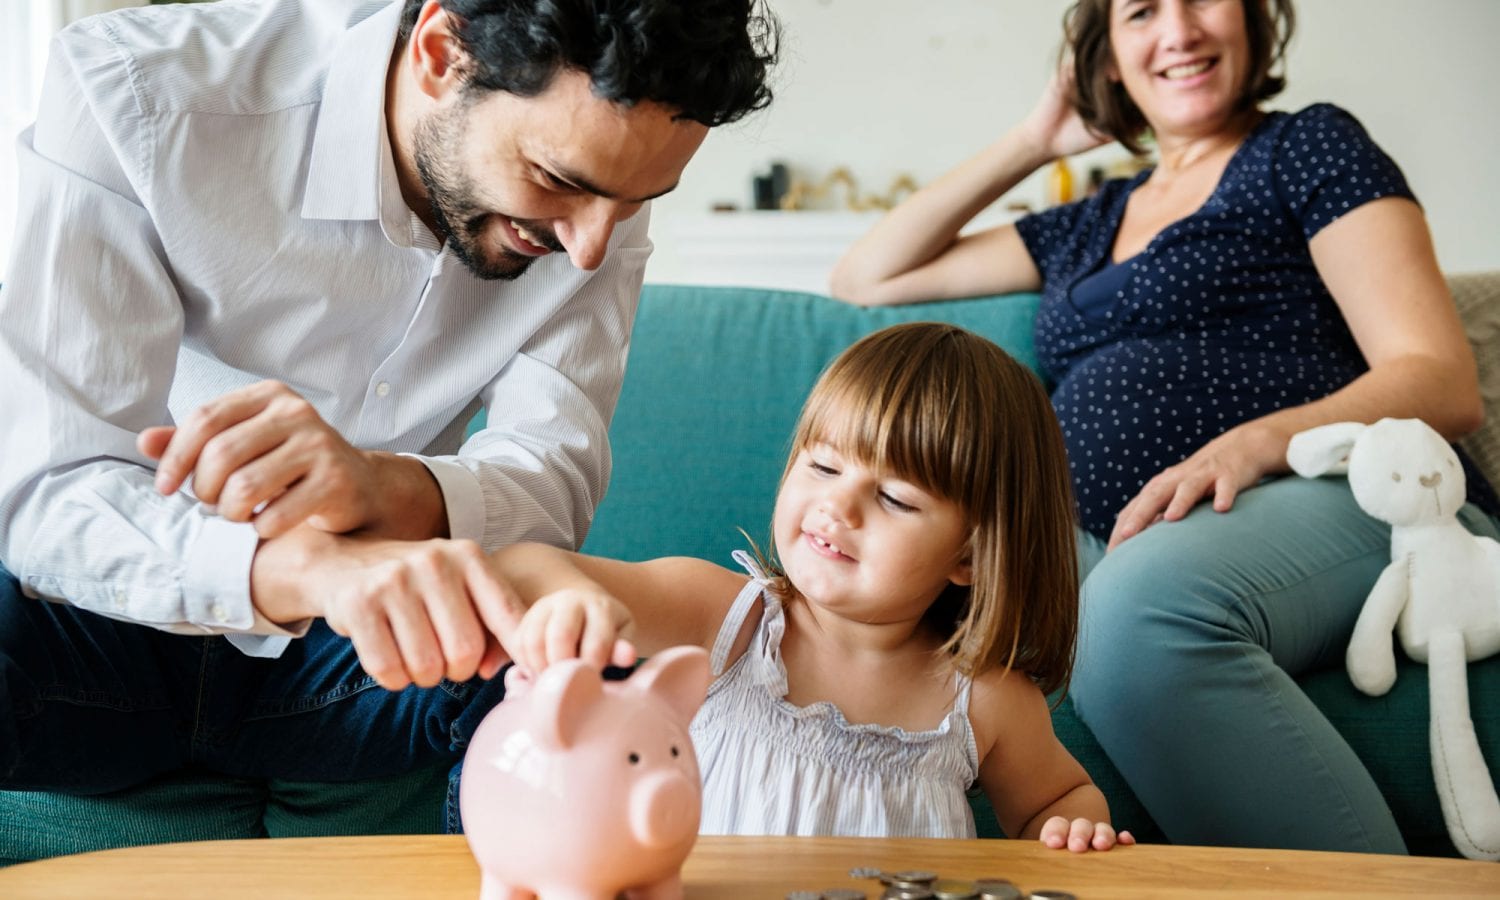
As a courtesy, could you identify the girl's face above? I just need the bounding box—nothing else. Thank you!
[1108,0,1250,142]
[773,442,973,625]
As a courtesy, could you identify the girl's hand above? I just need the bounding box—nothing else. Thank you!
[1017,62,1110,161]
[1108,421,1290,550]
[1039,816,1136,852]
[507,588,637,676]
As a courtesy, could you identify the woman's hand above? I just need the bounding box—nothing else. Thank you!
[1108,421,1290,550]
[1039,816,1135,852]
[506,587,638,676]
[1017,62,1111,161]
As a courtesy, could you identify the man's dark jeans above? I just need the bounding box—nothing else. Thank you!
[0,563,504,828]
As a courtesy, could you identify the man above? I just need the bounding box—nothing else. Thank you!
[0,0,776,812]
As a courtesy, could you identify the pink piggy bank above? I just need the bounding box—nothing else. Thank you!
[459,646,711,900]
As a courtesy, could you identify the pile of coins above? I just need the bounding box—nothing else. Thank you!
[780,869,1076,900]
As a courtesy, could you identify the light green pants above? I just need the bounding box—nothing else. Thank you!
[1070,475,1500,854]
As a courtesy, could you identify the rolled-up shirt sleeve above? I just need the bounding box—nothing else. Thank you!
[0,28,303,652]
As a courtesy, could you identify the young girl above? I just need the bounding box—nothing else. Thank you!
[491,322,1132,851]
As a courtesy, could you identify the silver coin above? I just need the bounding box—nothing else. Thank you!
[849,867,885,880]
[821,890,868,900]
[890,871,939,886]
[785,892,822,900]
[931,879,979,899]
[881,890,935,900]
[975,884,1022,900]
[1028,891,1077,900]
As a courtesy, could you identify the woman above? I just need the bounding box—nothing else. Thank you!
[830,0,1499,854]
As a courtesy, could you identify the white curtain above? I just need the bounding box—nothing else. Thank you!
[1,1,143,281]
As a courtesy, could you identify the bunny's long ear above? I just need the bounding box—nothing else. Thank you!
[1287,422,1367,477]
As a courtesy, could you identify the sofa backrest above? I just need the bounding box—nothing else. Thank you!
[581,285,1042,564]
[1452,271,1500,488]
[582,273,1500,565]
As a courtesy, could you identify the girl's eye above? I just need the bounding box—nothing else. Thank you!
[879,491,917,513]
[809,460,837,476]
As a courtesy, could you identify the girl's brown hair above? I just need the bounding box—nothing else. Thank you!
[757,323,1079,697]
[1064,0,1296,155]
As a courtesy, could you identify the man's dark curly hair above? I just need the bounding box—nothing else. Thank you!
[398,0,778,127]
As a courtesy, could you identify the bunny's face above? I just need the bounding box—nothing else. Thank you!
[1347,419,1465,527]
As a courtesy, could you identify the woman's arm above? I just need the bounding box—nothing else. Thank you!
[829,71,1107,307]
[491,543,747,671]
[972,670,1132,851]
[1108,196,1481,548]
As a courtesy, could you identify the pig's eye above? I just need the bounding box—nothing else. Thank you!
[627,752,640,765]
[670,745,680,758]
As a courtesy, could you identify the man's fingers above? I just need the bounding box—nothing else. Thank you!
[188,416,296,505]
[477,635,508,680]
[465,553,529,660]
[154,388,277,494]
[383,586,447,689]
[410,546,489,683]
[347,615,411,692]
[137,426,175,461]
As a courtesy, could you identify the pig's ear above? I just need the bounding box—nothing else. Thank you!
[530,659,602,749]
[629,646,711,721]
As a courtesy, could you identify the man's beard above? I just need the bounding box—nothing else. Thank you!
[412,104,557,281]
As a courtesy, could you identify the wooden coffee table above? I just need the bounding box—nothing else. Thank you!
[1,834,1496,898]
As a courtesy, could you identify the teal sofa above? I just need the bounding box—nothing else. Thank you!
[4,283,1497,861]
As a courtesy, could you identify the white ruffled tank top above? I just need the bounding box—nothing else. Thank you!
[690,551,980,837]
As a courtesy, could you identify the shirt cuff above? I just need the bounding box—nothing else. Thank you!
[183,514,261,630]
[182,513,311,643]
[407,454,485,543]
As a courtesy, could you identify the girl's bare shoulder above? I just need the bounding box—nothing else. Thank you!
[966,665,1054,756]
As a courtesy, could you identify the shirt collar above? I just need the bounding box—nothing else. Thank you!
[300,1,403,225]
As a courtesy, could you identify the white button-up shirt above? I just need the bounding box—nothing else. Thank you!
[0,0,650,656]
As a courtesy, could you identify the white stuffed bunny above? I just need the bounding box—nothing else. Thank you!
[1288,417,1500,860]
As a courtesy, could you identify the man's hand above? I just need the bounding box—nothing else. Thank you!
[255,530,525,690]
[139,380,442,540]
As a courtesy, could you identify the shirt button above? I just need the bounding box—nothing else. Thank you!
[211,603,229,623]
[114,590,128,610]
[375,382,391,397]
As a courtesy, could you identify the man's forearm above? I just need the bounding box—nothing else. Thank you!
[364,451,449,540]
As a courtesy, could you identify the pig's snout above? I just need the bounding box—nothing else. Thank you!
[628,769,699,848]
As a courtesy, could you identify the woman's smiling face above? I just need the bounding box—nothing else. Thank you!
[1108,0,1251,142]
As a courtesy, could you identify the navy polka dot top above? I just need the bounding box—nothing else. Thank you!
[1017,103,1497,538]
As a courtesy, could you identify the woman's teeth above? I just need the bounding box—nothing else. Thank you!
[1164,60,1213,79]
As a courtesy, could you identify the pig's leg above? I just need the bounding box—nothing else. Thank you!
[480,875,535,900]
[625,873,685,900]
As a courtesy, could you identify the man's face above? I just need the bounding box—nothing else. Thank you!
[412,69,708,280]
